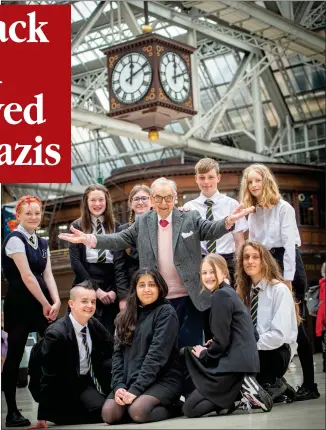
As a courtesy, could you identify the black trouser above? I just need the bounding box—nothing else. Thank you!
[169,296,204,348]
[257,344,291,385]
[88,263,118,335]
[270,247,315,388]
[2,320,46,414]
[219,252,235,287]
[44,374,105,425]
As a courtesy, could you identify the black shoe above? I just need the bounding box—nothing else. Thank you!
[262,377,287,400]
[5,411,31,427]
[296,383,320,401]
[241,376,273,412]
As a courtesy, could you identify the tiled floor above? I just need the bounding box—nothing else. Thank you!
[2,354,325,429]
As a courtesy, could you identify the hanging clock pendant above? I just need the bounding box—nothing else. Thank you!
[111,52,153,104]
[159,52,191,103]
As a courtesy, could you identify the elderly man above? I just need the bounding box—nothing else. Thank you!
[60,178,254,347]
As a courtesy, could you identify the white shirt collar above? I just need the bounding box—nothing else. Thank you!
[198,191,220,205]
[69,313,87,334]
[252,277,268,291]
[157,211,173,224]
[91,214,104,225]
[17,224,36,239]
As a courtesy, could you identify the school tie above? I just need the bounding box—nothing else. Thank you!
[29,236,35,245]
[81,327,103,394]
[250,288,259,327]
[96,219,106,264]
[205,199,216,254]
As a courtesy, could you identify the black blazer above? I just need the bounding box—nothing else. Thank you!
[113,223,139,300]
[199,282,260,373]
[37,313,113,420]
[69,219,120,292]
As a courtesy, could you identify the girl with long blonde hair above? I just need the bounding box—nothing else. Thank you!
[236,240,300,402]
[182,254,272,418]
[239,164,320,401]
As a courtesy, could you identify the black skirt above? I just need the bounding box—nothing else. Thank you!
[108,380,181,406]
[184,347,244,409]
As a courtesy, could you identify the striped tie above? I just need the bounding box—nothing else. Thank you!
[96,219,106,263]
[29,236,35,245]
[250,288,259,327]
[205,199,216,254]
[81,326,103,394]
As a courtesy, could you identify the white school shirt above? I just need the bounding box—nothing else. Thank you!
[69,313,92,375]
[248,199,301,280]
[5,224,50,257]
[254,278,298,359]
[184,192,248,255]
[86,215,113,263]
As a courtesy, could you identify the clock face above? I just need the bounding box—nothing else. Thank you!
[159,52,191,103]
[111,53,152,104]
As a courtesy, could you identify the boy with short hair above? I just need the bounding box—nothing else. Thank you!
[184,158,248,283]
[31,281,113,427]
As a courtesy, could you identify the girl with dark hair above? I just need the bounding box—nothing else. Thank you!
[236,240,300,402]
[239,164,320,401]
[69,184,119,333]
[113,184,151,311]
[101,268,183,424]
[182,254,272,418]
[1,196,61,427]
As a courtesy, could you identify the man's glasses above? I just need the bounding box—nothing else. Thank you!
[152,195,174,203]
[132,196,150,203]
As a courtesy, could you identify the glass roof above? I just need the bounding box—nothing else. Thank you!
[4,0,325,202]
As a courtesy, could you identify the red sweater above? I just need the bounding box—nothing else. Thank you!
[316,278,326,337]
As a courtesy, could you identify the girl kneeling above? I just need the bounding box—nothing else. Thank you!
[182,255,272,418]
[102,268,183,424]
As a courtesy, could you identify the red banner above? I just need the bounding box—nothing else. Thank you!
[0,5,71,183]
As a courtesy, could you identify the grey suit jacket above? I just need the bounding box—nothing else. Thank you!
[96,208,233,311]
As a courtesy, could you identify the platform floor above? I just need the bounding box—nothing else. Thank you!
[2,354,325,429]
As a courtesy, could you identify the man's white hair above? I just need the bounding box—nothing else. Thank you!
[150,177,177,194]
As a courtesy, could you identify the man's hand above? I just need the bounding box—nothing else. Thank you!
[58,226,89,245]
[115,388,127,406]
[191,345,207,358]
[225,204,255,229]
[48,301,61,321]
[123,391,137,405]
[29,420,48,429]
[96,288,112,305]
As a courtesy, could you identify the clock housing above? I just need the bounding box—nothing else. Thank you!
[103,33,196,132]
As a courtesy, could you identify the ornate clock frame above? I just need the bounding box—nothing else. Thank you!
[103,33,197,133]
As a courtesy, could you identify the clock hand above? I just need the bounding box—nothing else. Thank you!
[173,56,177,84]
[129,56,134,86]
[174,71,188,79]
[126,64,146,83]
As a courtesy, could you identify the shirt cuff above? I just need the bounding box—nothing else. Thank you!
[86,234,97,249]
[283,271,295,281]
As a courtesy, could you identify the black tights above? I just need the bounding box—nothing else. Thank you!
[102,395,172,424]
[297,322,315,388]
[183,389,219,418]
[2,322,45,415]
